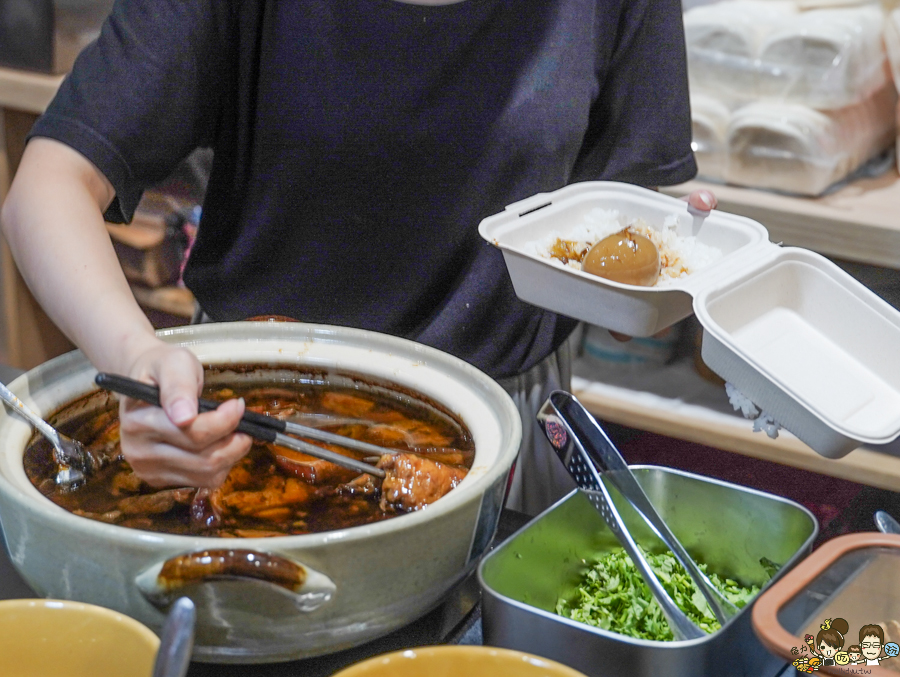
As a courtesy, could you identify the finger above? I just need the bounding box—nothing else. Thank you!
[121,398,248,452]
[175,397,247,449]
[609,330,632,343]
[128,432,253,489]
[683,190,717,212]
[140,349,204,427]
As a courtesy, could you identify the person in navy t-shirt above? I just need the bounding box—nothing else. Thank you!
[1,0,714,512]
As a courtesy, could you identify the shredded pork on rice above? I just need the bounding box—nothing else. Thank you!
[523,208,723,286]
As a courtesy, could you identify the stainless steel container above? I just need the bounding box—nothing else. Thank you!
[477,466,818,677]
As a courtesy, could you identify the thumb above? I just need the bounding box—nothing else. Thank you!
[150,353,203,427]
[686,190,717,212]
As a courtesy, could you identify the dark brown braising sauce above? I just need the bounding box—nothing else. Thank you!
[24,366,475,537]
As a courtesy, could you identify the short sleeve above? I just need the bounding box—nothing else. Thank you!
[27,0,235,222]
[572,0,697,187]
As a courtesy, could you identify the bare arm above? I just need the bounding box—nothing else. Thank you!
[3,138,150,367]
[1,138,250,487]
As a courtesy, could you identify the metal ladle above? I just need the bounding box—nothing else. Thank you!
[152,597,195,677]
[0,381,94,486]
[538,390,740,639]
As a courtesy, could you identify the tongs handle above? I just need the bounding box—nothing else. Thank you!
[539,391,738,626]
[95,373,385,478]
[538,392,705,641]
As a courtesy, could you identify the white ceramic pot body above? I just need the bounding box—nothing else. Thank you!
[0,323,521,663]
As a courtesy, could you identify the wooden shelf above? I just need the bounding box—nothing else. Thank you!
[572,376,900,493]
[663,171,900,269]
[0,66,64,115]
[130,285,194,320]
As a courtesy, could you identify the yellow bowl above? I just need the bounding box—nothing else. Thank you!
[333,646,588,677]
[0,599,160,677]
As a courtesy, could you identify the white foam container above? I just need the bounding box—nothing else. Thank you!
[478,181,900,459]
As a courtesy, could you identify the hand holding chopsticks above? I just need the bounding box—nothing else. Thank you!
[95,373,385,478]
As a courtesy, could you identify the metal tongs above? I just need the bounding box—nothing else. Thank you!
[537,390,739,640]
[95,373,386,478]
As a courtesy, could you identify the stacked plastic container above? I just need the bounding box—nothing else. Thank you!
[886,6,900,171]
[685,0,898,195]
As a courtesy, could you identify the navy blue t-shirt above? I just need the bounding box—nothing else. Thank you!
[30,0,696,379]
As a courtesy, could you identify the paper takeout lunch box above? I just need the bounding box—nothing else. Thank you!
[478,181,900,459]
[751,532,900,676]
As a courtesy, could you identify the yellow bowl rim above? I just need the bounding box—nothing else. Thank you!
[333,645,588,676]
[0,598,160,651]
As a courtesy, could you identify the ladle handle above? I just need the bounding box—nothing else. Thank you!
[152,597,195,677]
[0,381,62,448]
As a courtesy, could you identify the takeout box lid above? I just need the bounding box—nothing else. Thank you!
[692,245,900,457]
[479,181,900,459]
[752,532,900,677]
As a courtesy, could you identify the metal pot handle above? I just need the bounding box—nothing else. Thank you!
[136,549,335,612]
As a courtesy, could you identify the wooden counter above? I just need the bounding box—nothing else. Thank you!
[572,376,900,493]
[0,66,63,114]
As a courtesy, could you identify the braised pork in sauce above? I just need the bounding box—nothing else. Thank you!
[23,367,475,537]
[377,453,468,512]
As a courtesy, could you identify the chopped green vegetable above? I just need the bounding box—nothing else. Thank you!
[554,547,762,641]
[759,556,782,579]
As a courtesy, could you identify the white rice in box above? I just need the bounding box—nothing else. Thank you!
[523,207,723,286]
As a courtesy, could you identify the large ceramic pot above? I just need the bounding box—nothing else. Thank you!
[0,322,521,663]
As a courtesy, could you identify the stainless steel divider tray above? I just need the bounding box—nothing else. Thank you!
[477,466,818,677]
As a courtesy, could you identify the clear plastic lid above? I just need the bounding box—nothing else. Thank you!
[753,534,900,673]
[779,549,900,659]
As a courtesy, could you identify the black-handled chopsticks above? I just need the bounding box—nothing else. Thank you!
[95,372,386,478]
